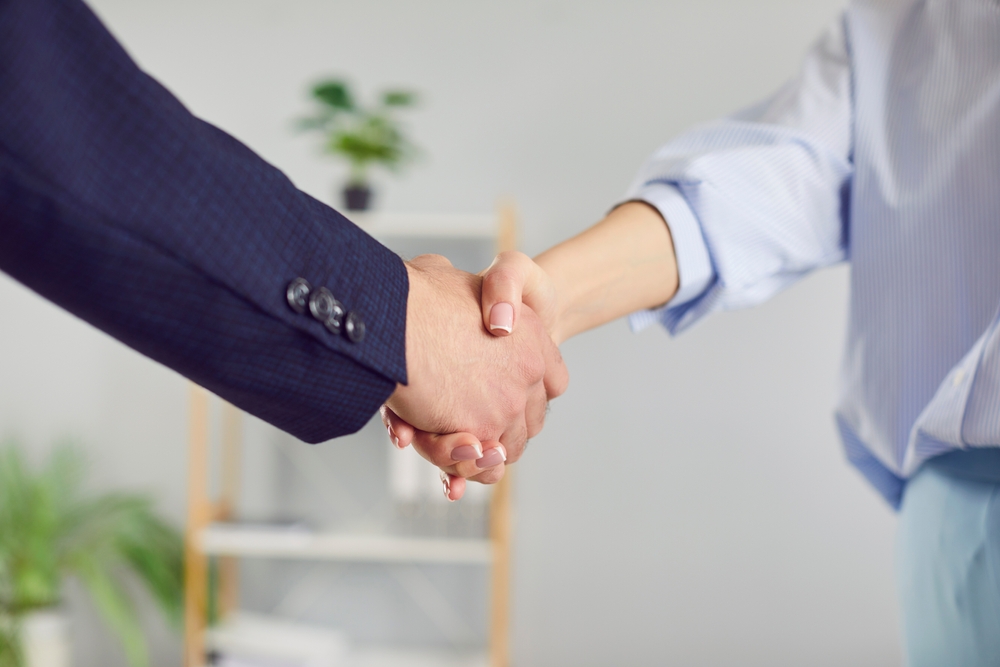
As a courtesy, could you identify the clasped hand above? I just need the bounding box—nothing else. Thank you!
[382,252,559,500]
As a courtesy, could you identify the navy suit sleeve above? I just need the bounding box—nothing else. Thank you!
[0,0,409,443]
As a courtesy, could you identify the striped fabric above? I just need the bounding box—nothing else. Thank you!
[627,0,1000,507]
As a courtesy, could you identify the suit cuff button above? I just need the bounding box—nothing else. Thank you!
[324,299,347,335]
[345,311,366,343]
[308,287,337,322]
[286,278,312,314]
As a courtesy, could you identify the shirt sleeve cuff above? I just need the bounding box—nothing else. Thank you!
[624,183,715,331]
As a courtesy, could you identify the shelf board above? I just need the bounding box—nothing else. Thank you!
[197,524,493,565]
[205,648,486,667]
[349,647,487,667]
[345,212,497,240]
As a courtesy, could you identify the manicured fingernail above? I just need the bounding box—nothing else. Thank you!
[440,472,454,501]
[476,445,507,469]
[451,443,483,461]
[387,425,400,448]
[489,302,514,333]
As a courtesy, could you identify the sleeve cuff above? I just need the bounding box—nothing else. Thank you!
[624,183,715,331]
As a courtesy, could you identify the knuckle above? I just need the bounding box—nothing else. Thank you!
[411,435,443,464]
[526,415,544,440]
[495,389,523,424]
[550,380,568,400]
[521,352,546,385]
[501,431,527,464]
[505,445,523,464]
[473,467,505,485]
[550,365,569,399]
[497,250,529,266]
[483,267,520,294]
[428,445,455,468]
[508,437,526,463]
[413,253,452,268]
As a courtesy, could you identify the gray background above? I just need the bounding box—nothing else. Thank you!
[0,1,902,665]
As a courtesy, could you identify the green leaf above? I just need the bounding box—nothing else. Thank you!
[312,80,354,110]
[301,81,419,177]
[0,441,182,664]
[115,511,183,628]
[294,116,331,132]
[72,553,147,667]
[0,615,22,667]
[382,90,417,107]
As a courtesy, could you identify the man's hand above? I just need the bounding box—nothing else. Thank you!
[382,254,568,492]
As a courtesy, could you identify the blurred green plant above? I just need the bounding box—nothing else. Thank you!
[297,78,419,189]
[0,442,182,667]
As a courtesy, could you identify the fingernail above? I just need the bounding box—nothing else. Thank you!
[476,445,507,469]
[489,302,514,333]
[441,472,454,501]
[387,425,400,449]
[451,444,483,461]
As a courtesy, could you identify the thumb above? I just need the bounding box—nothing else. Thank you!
[480,251,541,337]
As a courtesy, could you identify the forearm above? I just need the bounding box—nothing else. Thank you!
[1,0,412,440]
[536,201,679,344]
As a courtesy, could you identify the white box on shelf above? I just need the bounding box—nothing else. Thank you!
[388,442,425,503]
[206,612,348,667]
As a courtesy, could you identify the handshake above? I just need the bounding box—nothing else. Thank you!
[381,251,565,501]
[381,201,680,500]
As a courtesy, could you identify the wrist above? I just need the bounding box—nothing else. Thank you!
[534,202,679,342]
[398,260,426,393]
[533,252,574,346]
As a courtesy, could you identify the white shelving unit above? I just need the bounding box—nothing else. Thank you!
[183,207,518,667]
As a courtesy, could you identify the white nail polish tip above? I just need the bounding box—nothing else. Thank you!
[498,445,507,462]
[489,324,512,333]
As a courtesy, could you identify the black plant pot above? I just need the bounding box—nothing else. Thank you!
[343,183,373,211]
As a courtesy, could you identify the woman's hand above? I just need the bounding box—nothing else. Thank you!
[380,404,507,501]
[479,250,563,344]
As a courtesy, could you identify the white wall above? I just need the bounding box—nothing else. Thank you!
[0,1,902,665]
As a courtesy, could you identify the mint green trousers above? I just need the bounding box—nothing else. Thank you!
[896,450,1000,667]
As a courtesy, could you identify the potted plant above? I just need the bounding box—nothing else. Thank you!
[0,443,183,667]
[297,78,419,211]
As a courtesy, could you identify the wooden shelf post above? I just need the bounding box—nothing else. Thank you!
[217,403,242,618]
[184,385,211,667]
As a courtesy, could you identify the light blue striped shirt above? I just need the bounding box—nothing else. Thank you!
[628,0,1000,507]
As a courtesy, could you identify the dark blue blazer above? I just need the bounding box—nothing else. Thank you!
[0,0,409,443]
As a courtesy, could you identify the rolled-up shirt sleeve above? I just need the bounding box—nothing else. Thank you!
[625,15,855,335]
[627,183,715,332]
